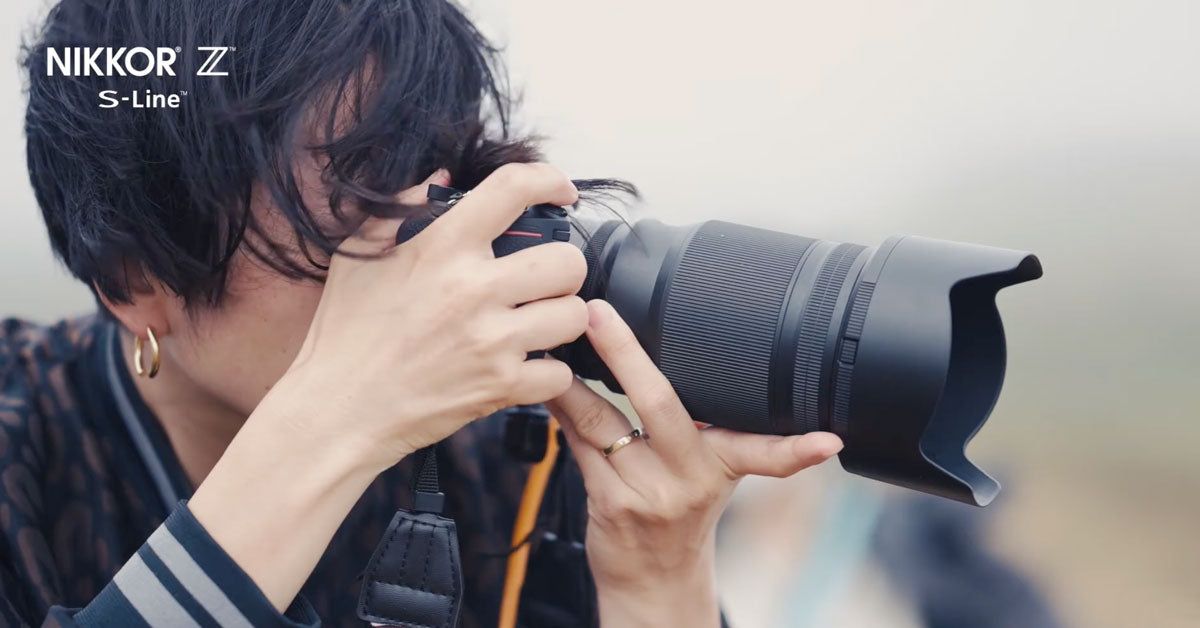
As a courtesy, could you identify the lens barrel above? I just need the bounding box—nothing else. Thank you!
[407,186,1043,506]
[563,220,1042,506]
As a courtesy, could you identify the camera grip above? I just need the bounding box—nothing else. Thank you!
[490,212,572,257]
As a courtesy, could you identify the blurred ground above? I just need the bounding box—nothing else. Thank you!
[982,435,1200,628]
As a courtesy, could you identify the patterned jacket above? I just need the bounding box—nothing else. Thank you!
[0,315,596,627]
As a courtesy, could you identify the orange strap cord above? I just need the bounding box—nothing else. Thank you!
[497,417,561,628]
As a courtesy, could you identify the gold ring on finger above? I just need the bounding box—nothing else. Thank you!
[602,428,647,457]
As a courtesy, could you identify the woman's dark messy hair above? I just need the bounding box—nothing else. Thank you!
[22,0,634,307]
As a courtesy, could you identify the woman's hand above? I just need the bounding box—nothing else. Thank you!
[191,163,590,610]
[274,162,589,473]
[548,300,843,628]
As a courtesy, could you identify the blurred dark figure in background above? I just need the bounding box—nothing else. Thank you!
[717,475,1062,628]
[874,493,1063,628]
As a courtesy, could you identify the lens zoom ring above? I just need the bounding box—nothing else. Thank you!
[792,244,865,433]
[658,222,812,430]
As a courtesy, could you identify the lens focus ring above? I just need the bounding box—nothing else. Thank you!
[791,243,866,434]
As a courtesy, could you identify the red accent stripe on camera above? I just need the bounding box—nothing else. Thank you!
[503,230,542,238]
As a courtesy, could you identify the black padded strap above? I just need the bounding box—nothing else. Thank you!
[356,509,463,628]
[357,444,463,628]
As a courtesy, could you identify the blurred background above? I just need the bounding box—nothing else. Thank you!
[3,1,1197,627]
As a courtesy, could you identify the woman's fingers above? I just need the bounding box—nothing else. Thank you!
[509,358,575,406]
[428,162,578,246]
[548,399,623,490]
[509,295,589,352]
[582,300,702,468]
[548,378,664,481]
[701,428,843,480]
[493,242,589,306]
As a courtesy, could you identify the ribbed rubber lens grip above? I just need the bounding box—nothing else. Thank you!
[657,221,815,432]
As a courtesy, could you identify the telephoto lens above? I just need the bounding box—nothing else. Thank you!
[404,186,1043,506]
[556,220,1042,506]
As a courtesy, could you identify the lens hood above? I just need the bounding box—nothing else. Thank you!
[834,236,1042,505]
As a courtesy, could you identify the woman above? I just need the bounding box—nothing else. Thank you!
[6,0,842,626]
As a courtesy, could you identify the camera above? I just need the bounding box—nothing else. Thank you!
[399,185,1043,506]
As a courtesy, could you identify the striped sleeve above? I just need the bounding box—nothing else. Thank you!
[47,502,319,628]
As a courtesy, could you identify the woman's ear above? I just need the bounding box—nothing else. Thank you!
[94,279,175,341]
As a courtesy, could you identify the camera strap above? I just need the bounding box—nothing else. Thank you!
[357,443,464,628]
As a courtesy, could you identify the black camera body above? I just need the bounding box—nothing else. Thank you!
[401,184,1043,506]
[407,183,573,254]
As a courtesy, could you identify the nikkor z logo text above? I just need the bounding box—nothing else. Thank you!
[46,46,232,77]
[46,46,235,109]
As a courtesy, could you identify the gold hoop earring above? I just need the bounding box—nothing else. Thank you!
[133,327,161,379]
